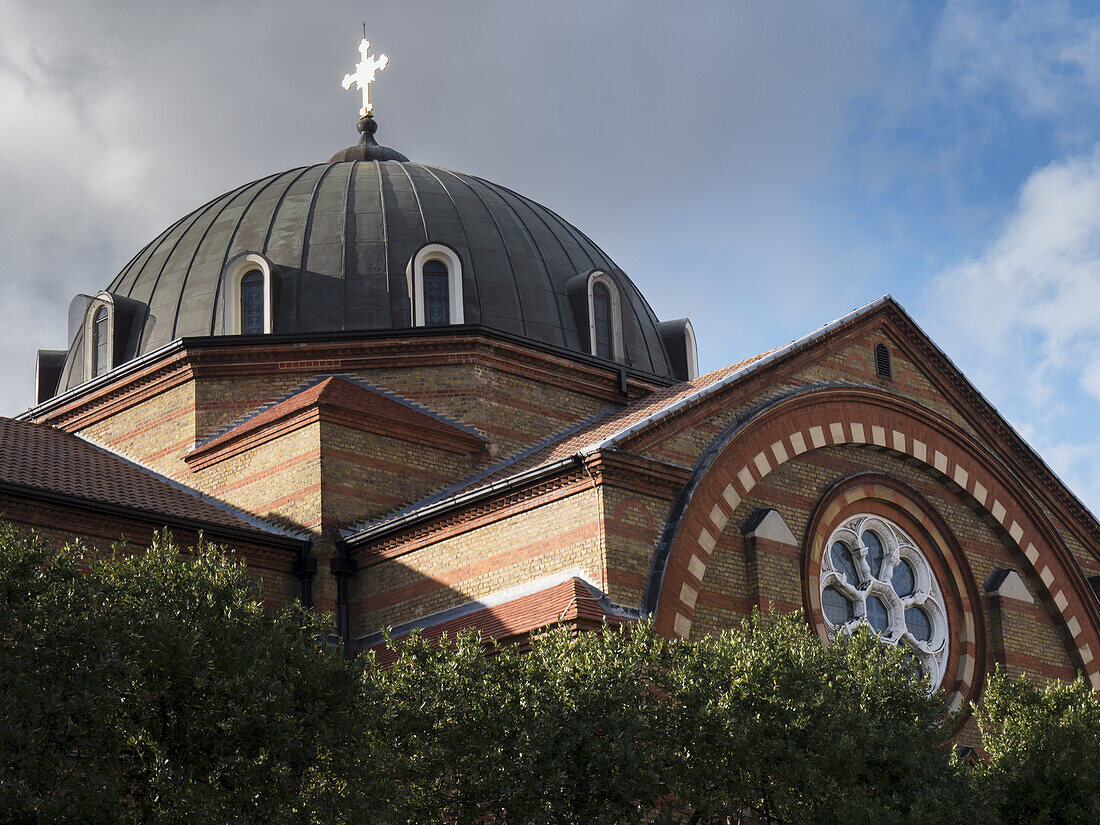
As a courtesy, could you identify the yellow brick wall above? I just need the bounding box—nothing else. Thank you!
[353,489,603,638]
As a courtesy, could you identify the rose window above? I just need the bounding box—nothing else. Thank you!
[819,514,949,688]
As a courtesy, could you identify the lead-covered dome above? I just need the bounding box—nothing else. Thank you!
[50,124,688,395]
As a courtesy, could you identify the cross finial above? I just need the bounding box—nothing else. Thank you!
[341,34,389,117]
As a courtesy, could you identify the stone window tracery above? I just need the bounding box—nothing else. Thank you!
[819,513,949,688]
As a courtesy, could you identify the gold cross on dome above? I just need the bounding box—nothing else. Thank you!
[342,37,389,117]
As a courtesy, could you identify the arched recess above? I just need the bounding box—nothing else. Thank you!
[222,252,276,334]
[804,472,987,713]
[645,385,1100,693]
[406,243,465,327]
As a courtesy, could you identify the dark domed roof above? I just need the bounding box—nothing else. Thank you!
[56,131,679,392]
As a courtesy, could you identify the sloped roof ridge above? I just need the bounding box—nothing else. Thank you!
[577,296,892,455]
[192,373,485,455]
[884,302,1100,533]
[74,429,307,540]
[192,375,325,451]
[342,296,893,545]
[334,373,485,439]
[340,408,616,539]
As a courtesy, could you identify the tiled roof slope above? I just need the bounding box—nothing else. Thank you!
[0,417,300,541]
[456,354,772,483]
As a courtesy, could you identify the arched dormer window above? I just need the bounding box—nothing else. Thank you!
[240,270,265,334]
[587,271,623,362]
[407,244,464,327]
[83,293,115,380]
[92,306,110,377]
[423,260,450,326]
[223,253,275,335]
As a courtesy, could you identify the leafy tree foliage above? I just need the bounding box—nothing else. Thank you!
[0,526,369,825]
[975,667,1100,825]
[2,523,1098,824]
[369,614,970,825]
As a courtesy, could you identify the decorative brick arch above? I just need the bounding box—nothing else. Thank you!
[646,386,1100,692]
[804,472,986,714]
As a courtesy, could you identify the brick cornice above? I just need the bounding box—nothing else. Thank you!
[29,353,195,431]
[29,329,667,432]
[583,450,691,498]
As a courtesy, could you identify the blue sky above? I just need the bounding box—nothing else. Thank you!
[2,0,1099,510]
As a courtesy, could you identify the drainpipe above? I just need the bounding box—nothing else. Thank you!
[330,552,358,645]
[292,555,318,607]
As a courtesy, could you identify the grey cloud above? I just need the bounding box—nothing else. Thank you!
[0,0,898,415]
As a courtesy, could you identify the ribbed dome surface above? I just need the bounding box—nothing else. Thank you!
[77,160,672,380]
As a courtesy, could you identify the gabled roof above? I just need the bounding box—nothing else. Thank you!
[358,573,627,662]
[0,417,305,545]
[343,295,1100,548]
[188,374,484,468]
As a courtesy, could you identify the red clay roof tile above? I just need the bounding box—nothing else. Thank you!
[0,417,296,539]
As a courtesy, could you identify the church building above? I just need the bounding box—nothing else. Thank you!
[6,39,1100,743]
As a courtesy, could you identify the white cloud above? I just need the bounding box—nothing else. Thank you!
[933,0,1100,118]
[930,146,1100,511]
[935,147,1100,402]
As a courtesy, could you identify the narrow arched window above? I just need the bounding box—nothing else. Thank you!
[592,282,612,360]
[423,259,450,327]
[240,270,265,335]
[92,306,110,377]
[874,342,892,380]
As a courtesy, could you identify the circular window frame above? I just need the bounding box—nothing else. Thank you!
[821,513,951,686]
[803,472,986,721]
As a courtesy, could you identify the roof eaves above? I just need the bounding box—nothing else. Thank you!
[18,338,186,421]
[74,431,311,542]
[0,480,307,551]
[352,567,637,650]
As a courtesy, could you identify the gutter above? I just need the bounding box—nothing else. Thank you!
[18,339,187,421]
[0,481,308,552]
